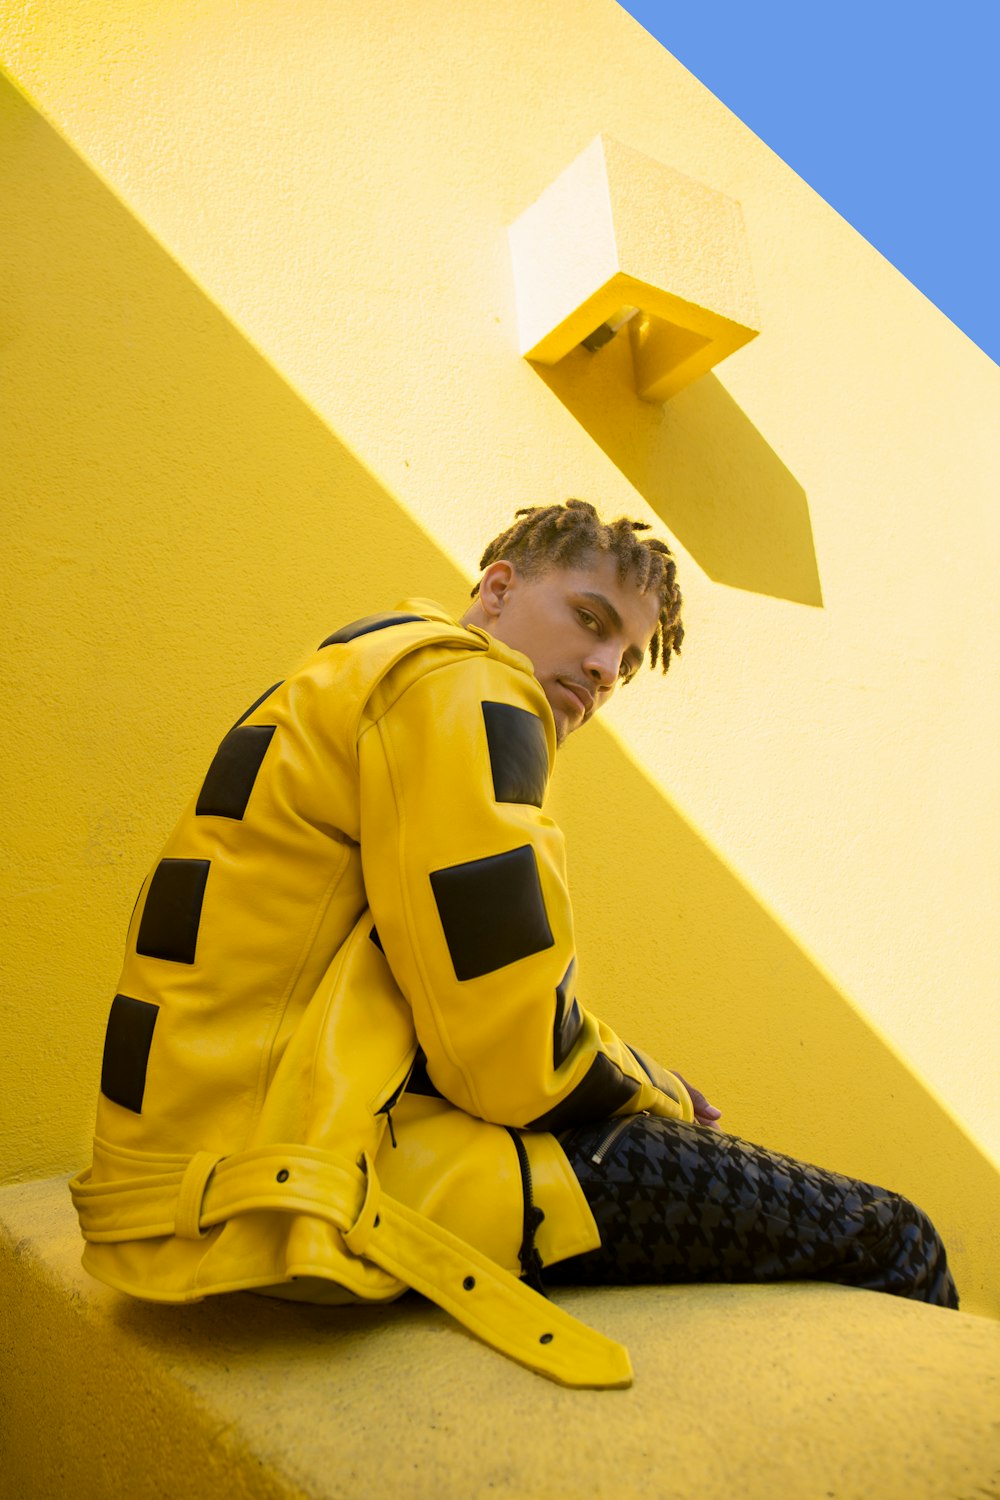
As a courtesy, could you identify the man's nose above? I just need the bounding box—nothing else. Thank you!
[584,646,621,688]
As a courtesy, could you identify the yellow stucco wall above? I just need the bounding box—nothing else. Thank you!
[3,0,998,1315]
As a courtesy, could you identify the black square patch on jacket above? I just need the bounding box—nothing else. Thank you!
[136,858,210,964]
[553,958,583,1068]
[231,681,282,731]
[196,724,276,820]
[528,1053,638,1132]
[319,612,425,647]
[430,845,554,981]
[100,993,159,1113]
[482,702,549,808]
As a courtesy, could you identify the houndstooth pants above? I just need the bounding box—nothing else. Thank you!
[547,1115,958,1308]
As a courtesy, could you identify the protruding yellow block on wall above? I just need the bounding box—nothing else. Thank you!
[509,134,760,401]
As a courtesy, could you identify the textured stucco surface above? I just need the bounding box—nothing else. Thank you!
[3,1176,1000,1500]
[2,0,999,1315]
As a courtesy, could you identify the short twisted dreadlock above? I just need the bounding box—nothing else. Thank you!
[472,499,683,673]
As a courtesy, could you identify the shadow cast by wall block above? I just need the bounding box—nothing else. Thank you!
[535,335,822,606]
[2,69,468,1181]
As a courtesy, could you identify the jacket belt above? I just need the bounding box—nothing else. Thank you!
[70,1145,632,1389]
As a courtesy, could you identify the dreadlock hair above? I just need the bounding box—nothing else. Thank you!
[471,499,683,673]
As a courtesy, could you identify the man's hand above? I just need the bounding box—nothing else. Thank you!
[673,1072,723,1129]
[628,1046,723,1128]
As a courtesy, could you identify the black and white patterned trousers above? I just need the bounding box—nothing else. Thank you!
[548,1115,958,1309]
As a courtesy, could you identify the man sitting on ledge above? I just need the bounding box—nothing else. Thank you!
[71,500,956,1388]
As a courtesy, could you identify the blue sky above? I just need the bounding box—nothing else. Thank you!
[618,1,998,366]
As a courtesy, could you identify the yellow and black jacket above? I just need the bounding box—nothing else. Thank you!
[71,602,693,1386]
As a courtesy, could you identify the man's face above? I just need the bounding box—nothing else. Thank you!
[479,552,662,746]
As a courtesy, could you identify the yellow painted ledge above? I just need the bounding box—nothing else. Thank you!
[3,1178,999,1498]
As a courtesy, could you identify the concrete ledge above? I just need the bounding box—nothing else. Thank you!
[3,1176,999,1499]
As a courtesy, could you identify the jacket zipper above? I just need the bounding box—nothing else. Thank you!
[376,1067,413,1149]
[505,1127,546,1294]
[589,1112,644,1166]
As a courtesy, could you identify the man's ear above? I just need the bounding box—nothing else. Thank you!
[477,561,516,621]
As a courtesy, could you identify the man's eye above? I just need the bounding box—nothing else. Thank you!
[618,663,635,684]
[577,610,600,632]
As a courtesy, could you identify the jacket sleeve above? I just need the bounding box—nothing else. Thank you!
[357,646,693,1130]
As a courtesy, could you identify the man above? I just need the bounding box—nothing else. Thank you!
[71,500,956,1389]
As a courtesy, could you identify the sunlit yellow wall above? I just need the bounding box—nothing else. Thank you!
[3,0,998,1313]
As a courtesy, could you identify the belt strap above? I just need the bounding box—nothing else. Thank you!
[70,1147,632,1389]
[176,1152,223,1239]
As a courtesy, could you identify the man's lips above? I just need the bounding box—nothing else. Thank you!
[558,679,594,718]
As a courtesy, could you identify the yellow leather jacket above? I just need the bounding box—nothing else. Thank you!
[71,602,693,1386]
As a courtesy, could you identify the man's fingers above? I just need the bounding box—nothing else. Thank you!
[692,1096,723,1129]
[672,1070,723,1126]
[689,1088,721,1119]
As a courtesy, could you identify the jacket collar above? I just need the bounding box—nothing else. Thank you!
[396,597,538,682]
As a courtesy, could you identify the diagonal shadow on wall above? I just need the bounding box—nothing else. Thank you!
[535,334,822,606]
[4,72,995,1313]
